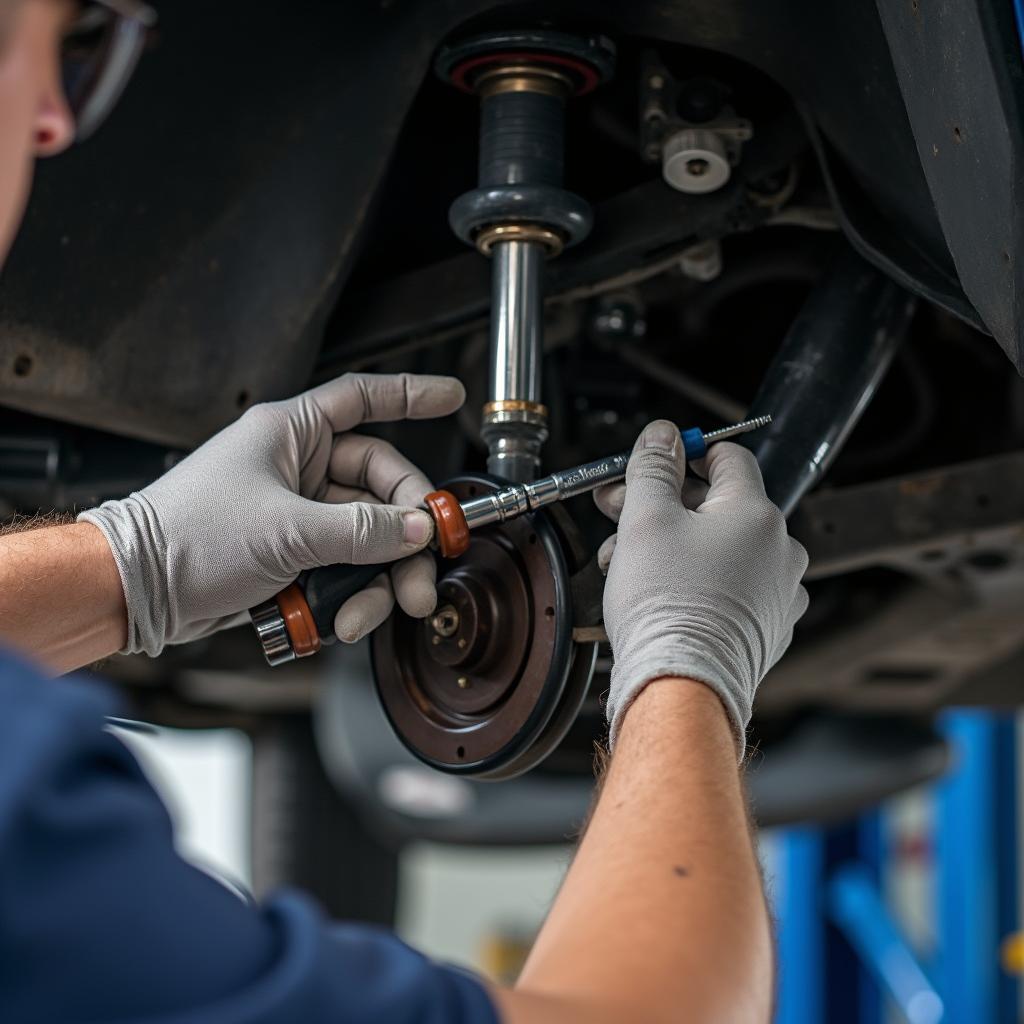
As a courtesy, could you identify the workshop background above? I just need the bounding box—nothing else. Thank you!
[5,2,1024,1021]
[122,710,1022,1024]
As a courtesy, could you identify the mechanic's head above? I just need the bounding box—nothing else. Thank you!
[0,0,155,263]
[0,0,75,259]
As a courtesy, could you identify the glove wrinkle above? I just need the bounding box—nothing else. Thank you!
[600,421,809,762]
[76,373,466,656]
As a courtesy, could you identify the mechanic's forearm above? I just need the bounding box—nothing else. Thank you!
[0,522,128,673]
[501,681,772,1024]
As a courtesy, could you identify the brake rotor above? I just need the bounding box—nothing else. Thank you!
[371,474,597,779]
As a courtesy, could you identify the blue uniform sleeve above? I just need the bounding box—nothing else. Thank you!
[0,652,498,1024]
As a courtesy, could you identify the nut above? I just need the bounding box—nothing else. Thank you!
[431,605,460,638]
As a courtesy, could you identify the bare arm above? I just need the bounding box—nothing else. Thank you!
[0,373,466,673]
[0,520,127,673]
[492,421,808,1024]
[493,679,772,1024]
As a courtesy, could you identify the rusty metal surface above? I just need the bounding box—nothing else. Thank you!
[764,451,1024,713]
[0,0,455,446]
[758,584,1024,713]
[791,450,1024,580]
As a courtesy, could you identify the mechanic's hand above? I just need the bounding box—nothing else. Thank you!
[79,373,465,657]
[594,420,809,759]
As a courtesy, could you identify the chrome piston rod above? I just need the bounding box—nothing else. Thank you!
[481,238,549,482]
[491,240,544,404]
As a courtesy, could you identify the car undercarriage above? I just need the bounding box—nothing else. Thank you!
[2,0,1022,914]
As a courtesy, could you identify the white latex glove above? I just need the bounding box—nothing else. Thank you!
[594,420,809,759]
[80,373,465,657]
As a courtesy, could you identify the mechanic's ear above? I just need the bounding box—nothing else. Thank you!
[34,10,75,159]
[34,91,74,156]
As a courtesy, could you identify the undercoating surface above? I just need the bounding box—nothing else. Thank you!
[1,0,1021,446]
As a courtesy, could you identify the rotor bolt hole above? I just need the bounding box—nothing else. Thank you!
[953,125,963,143]
[529,533,538,545]
[544,606,555,619]
[468,486,478,497]
[456,746,466,759]
[236,390,250,408]
[431,605,461,638]
[12,354,33,378]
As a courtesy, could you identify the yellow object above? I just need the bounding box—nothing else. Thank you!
[479,930,534,985]
[1000,932,1024,975]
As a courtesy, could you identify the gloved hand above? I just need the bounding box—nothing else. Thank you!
[80,373,465,657]
[594,420,809,759]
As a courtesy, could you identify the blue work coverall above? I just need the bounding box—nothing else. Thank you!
[0,651,498,1024]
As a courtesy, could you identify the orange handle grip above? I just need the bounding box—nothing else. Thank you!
[275,582,322,658]
[424,489,471,558]
[263,491,471,659]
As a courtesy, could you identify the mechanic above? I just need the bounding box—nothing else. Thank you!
[0,2,809,1022]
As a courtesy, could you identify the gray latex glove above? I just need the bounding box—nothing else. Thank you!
[80,373,465,657]
[594,420,809,758]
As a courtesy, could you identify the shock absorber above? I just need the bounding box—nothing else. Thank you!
[436,31,615,481]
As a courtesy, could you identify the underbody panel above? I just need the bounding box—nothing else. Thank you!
[1,0,1018,445]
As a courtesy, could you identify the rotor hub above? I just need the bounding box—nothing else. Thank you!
[372,475,596,778]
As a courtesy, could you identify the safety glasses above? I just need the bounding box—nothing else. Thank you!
[62,0,158,141]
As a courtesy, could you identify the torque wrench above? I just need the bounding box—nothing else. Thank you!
[249,416,771,666]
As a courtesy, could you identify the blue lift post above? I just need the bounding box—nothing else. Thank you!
[936,712,1020,1024]
[769,711,1019,1024]
[772,828,825,1024]
[770,814,898,1024]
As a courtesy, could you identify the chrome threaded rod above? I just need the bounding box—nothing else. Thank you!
[700,415,772,444]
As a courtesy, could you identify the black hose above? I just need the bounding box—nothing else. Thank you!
[743,247,916,515]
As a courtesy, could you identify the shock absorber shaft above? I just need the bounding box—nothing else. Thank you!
[490,240,544,406]
[483,237,548,481]
[437,31,616,481]
[475,64,567,480]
